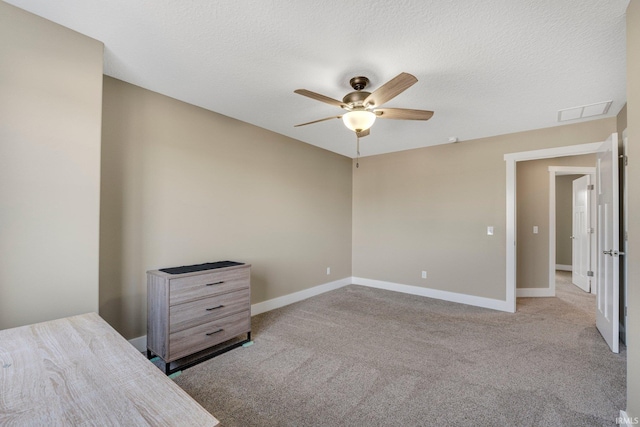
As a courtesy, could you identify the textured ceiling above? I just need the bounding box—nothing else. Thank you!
[5,0,629,158]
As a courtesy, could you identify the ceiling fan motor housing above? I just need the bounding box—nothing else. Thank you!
[344,76,371,108]
[343,90,371,107]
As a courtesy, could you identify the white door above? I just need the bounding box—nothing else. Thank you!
[572,175,590,292]
[596,133,619,353]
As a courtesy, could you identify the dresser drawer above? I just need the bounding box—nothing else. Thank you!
[170,288,250,333]
[169,267,250,306]
[169,310,251,361]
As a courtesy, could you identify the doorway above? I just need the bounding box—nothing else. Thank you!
[513,157,596,298]
[504,141,602,313]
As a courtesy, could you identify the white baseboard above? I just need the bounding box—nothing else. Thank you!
[352,277,510,312]
[516,287,555,297]
[556,264,572,271]
[250,277,352,316]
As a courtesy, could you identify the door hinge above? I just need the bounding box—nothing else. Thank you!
[625,155,628,166]
[588,227,594,234]
[587,271,594,277]
[625,306,628,317]
[587,184,595,190]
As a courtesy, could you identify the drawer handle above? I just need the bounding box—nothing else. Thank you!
[206,281,224,286]
[206,305,225,311]
[206,328,224,336]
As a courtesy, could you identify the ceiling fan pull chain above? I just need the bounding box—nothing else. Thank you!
[356,134,360,168]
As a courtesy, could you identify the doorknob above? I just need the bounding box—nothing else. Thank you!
[603,250,613,256]
[614,250,625,257]
[570,236,575,239]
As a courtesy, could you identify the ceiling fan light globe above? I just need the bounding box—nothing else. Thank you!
[342,110,376,133]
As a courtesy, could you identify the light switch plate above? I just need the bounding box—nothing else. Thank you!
[533,226,539,234]
[487,226,494,236]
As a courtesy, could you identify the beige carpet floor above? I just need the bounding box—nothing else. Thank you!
[174,271,626,426]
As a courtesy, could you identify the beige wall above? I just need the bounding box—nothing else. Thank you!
[353,119,615,301]
[0,2,103,329]
[517,155,595,289]
[626,0,639,419]
[100,77,353,339]
[555,174,583,266]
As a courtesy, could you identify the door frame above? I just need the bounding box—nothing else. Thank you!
[504,141,602,312]
[621,128,628,343]
[549,166,596,296]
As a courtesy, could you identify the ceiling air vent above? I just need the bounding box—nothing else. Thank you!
[558,101,612,122]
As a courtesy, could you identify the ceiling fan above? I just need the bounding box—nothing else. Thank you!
[294,72,434,138]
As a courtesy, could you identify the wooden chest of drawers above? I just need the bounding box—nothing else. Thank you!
[147,263,251,374]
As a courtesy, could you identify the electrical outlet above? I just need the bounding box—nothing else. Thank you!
[326,267,331,275]
[421,271,427,279]
[533,226,539,234]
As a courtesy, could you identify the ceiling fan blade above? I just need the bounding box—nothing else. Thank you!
[294,89,347,109]
[294,115,342,127]
[375,108,434,121]
[363,72,418,108]
[356,129,370,138]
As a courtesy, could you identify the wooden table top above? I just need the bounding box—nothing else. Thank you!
[0,312,219,426]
